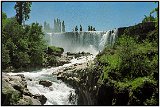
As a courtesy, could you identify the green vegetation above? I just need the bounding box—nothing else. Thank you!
[47,46,64,55]
[94,4,158,105]
[46,46,64,66]
[95,21,158,105]
[80,25,82,31]
[2,2,64,72]
[2,12,47,71]
[2,80,21,105]
[14,2,32,25]
[88,25,96,31]
[75,26,78,32]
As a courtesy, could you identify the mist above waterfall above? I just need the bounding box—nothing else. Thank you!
[46,30,118,55]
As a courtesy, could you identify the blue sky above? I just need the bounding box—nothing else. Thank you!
[2,2,157,31]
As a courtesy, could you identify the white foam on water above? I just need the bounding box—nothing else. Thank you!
[7,55,95,105]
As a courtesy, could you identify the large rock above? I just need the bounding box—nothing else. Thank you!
[17,95,41,105]
[2,73,46,105]
[39,80,52,87]
[66,52,91,58]
[33,94,47,105]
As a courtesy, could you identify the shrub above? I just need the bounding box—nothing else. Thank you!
[47,46,64,55]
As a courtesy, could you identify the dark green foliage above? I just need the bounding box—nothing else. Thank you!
[88,26,91,31]
[47,46,64,55]
[2,12,47,71]
[62,21,65,32]
[80,25,82,31]
[47,55,58,66]
[88,25,96,31]
[12,51,30,69]
[2,44,10,70]
[142,15,155,23]
[45,46,64,66]
[27,23,46,66]
[96,23,158,105]
[14,2,32,25]
[75,26,78,32]
[2,12,7,20]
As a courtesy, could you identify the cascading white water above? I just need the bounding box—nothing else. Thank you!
[99,30,111,50]
[99,29,118,49]
[46,30,118,54]
[7,29,118,105]
[7,55,95,105]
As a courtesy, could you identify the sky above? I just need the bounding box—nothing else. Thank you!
[2,2,157,31]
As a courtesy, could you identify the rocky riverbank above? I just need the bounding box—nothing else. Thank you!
[2,51,93,105]
[54,55,99,105]
[2,73,47,105]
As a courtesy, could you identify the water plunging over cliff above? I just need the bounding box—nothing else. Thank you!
[46,30,118,54]
[7,29,118,105]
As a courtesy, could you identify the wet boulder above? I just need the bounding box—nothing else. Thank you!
[33,94,47,105]
[2,73,47,105]
[39,80,52,87]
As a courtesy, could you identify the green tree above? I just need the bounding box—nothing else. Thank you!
[62,21,65,32]
[27,23,47,66]
[90,26,93,31]
[150,2,158,29]
[75,26,78,31]
[93,27,96,31]
[80,25,82,31]
[2,12,7,20]
[2,44,10,70]
[14,2,32,25]
[88,26,91,31]
[142,15,155,23]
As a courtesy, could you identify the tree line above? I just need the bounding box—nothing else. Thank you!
[2,2,47,71]
[73,25,96,32]
[54,18,65,33]
[43,18,66,33]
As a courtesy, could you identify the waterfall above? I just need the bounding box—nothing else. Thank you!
[46,30,118,54]
[46,33,53,46]
[7,29,118,105]
[99,29,118,49]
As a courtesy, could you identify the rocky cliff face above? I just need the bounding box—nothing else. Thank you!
[2,73,47,105]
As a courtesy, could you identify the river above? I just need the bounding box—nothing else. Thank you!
[7,30,117,105]
[7,55,95,105]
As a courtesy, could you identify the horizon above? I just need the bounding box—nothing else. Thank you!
[2,2,157,32]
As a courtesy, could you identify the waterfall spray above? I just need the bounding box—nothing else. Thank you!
[45,30,118,54]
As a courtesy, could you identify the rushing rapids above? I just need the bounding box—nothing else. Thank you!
[7,30,118,105]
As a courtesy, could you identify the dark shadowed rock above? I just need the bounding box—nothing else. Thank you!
[33,94,47,105]
[39,80,52,87]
